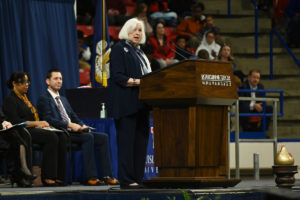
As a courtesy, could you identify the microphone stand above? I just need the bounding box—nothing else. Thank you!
[165,41,188,60]
[169,41,195,58]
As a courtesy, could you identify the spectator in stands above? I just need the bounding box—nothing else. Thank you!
[107,18,151,189]
[132,3,153,38]
[200,15,221,45]
[148,0,178,27]
[107,0,128,26]
[78,30,91,65]
[284,0,300,47]
[174,35,194,61]
[217,44,236,70]
[0,109,36,187]
[169,0,194,19]
[195,31,221,60]
[78,30,91,86]
[37,69,118,186]
[176,2,206,48]
[239,69,273,132]
[258,0,273,11]
[217,44,246,83]
[148,21,178,68]
[273,0,291,23]
[141,44,161,71]
[76,0,95,25]
[2,72,67,186]
[197,49,209,60]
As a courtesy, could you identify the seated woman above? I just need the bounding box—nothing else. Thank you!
[0,110,36,187]
[148,0,178,27]
[2,72,68,186]
[217,44,236,70]
[148,21,178,68]
[217,44,245,83]
[131,3,153,38]
[195,30,221,60]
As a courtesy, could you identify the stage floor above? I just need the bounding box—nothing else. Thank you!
[0,178,300,199]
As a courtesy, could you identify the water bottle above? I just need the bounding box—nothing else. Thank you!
[100,103,106,118]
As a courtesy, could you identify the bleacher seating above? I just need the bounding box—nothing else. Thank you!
[79,68,90,85]
[77,25,94,37]
[77,25,178,43]
[108,26,121,41]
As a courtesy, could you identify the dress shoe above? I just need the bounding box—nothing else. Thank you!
[120,183,144,189]
[42,179,57,187]
[23,173,37,181]
[84,178,104,186]
[29,174,38,181]
[102,176,119,185]
[56,180,68,186]
[10,175,33,188]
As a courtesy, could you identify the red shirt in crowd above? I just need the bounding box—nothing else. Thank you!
[148,36,175,60]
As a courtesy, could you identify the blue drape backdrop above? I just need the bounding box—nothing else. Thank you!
[0,0,79,106]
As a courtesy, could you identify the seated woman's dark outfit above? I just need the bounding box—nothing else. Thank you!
[0,109,33,187]
[2,91,68,185]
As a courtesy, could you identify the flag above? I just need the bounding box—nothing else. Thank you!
[91,0,111,87]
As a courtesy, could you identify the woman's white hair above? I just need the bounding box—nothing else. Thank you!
[118,18,146,44]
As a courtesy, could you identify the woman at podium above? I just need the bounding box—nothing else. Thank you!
[107,18,152,189]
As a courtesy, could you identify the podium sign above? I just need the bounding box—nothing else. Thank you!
[139,60,240,188]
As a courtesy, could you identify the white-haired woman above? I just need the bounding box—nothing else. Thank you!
[107,18,152,189]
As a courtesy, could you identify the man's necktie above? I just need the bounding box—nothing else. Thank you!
[55,96,69,122]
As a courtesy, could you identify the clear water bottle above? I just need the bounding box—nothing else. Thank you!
[100,103,106,118]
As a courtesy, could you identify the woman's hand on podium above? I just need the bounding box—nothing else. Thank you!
[126,78,140,87]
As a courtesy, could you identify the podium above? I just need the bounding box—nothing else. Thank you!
[139,60,240,188]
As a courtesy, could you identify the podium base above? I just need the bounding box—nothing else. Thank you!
[143,177,241,189]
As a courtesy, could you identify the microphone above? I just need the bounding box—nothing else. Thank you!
[164,41,188,60]
[168,41,196,58]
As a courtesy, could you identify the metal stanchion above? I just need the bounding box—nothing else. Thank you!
[253,153,260,180]
[235,100,240,179]
[227,106,231,179]
[233,97,279,180]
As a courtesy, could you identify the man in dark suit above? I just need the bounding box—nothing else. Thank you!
[239,69,272,132]
[37,68,118,185]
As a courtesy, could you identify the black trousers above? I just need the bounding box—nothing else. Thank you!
[115,108,149,185]
[28,128,67,180]
[240,105,273,132]
[1,128,31,175]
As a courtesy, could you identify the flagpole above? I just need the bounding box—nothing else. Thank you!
[102,0,107,87]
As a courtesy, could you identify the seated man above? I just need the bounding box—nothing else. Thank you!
[176,2,206,48]
[239,69,272,132]
[37,68,118,186]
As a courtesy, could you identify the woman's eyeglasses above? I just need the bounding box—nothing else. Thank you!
[18,81,31,85]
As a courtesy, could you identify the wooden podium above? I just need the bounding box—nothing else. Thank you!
[139,60,241,188]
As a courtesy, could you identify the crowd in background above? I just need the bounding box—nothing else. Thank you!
[76,0,285,135]
[77,0,299,78]
[77,0,246,86]
[1,0,297,188]
[77,0,290,135]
